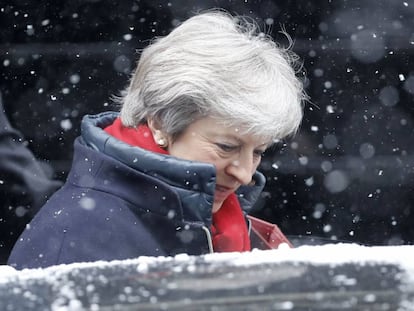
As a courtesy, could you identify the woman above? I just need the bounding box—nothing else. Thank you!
[8,10,305,269]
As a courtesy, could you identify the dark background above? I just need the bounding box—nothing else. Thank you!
[1,0,414,247]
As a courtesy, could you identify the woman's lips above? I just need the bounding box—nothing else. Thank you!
[215,185,234,200]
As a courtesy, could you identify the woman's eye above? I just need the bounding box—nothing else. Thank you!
[254,150,266,158]
[216,143,237,152]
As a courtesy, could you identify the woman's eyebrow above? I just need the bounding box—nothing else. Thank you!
[220,134,270,148]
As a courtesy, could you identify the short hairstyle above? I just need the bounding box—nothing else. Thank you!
[119,10,306,143]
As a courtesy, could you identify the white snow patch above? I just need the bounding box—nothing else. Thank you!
[1,244,414,284]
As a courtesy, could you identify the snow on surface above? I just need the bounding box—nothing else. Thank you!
[1,244,414,282]
[1,244,414,311]
[207,244,414,282]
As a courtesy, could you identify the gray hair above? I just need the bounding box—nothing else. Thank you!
[119,10,306,142]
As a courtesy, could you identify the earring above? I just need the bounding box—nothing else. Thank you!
[157,138,167,148]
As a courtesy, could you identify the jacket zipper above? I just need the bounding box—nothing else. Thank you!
[201,225,214,253]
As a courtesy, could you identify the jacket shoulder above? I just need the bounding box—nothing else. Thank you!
[8,185,165,269]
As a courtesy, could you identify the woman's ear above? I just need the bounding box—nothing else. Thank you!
[147,118,168,148]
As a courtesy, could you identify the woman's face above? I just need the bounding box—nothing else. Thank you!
[166,117,269,213]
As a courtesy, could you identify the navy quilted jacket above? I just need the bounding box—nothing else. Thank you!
[8,112,265,270]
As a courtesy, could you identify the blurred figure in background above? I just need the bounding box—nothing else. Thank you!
[0,92,62,263]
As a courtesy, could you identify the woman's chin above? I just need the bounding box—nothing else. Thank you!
[212,201,224,213]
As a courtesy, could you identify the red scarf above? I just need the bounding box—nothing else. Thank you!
[104,117,251,252]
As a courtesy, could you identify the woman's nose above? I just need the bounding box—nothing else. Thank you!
[226,156,254,185]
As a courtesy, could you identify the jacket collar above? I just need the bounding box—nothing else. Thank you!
[80,112,266,222]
